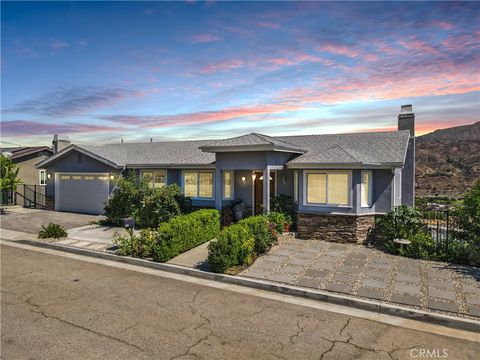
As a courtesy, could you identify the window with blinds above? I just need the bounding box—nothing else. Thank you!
[223,171,233,199]
[305,171,351,206]
[141,170,166,189]
[361,171,372,207]
[183,171,214,199]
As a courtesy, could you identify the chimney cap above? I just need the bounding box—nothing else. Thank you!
[400,104,413,114]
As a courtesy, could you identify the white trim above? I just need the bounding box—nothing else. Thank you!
[360,170,373,208]
[302,170,352,207]
[222,170,234,200]
[294,170,298,204]
[39,169,47,186]
[37,145,120,169]
[181,170,215,200]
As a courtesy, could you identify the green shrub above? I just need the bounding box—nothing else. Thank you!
[113,228,156,258]
[208,223,254,273]
[454,180,480,267]
[375,205,423,241]
[104,170,149,225]
[238,215,277,253]
[398,232,435,260]
[263,212,286,234]
[152,209,220,262]
[136,185,190,228]
[38,223,68,239]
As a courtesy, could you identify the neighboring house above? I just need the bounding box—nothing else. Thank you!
[37,105,415,243]
[2,146,53,186]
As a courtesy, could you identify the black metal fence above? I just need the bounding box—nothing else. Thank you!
[420,207,460,250]
[0,189,16,205]
[0,185,47,209]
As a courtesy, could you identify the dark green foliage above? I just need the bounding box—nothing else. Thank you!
[263,212,287,234]
[113,228,156,258]
[375,205,423,242]
[104,172,192,228]
[152,209,220,262]
[104,170,149,225]
[38,223,68,239]
[208,223,254,273]
[0,154,22,190]
[239,215,277,253]
[398,232,435,260]
[454,180,480,266]
[136,185,190,228]
[271,194,296,230]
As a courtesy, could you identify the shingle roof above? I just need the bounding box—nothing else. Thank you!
[38,130,410,169]
[7,146,53,160]
[200,133,307,153]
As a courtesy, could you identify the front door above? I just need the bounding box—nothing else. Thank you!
[253,171,275,215]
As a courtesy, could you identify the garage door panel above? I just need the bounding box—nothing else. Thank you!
[56,173,109,215]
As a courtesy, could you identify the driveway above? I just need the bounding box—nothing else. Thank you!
[0,207,104,234]
[240,238,480,318]
[2,243,479,360]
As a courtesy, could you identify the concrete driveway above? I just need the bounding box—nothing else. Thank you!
[0,207,104,234]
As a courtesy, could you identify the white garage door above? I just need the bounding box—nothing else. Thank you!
[56,173,110,215]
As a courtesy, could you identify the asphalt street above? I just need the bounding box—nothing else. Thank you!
[1,243,479,360]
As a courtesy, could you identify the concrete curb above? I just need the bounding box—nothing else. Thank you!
[14,239,480,333]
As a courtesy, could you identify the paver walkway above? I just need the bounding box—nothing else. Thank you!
[240,238,480,318]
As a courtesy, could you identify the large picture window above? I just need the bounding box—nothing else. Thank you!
[305,171,351,206]
[223,171,233,200]
[183,171,214,199]
[361,170,373,208]
[141,170,166,189]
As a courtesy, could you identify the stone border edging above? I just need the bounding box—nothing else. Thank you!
[15,239,480,333]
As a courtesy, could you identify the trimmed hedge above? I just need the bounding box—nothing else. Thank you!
[238,215,277,253]
[152,209,220,262]
[207,223,255,273]
[263,212,287,234]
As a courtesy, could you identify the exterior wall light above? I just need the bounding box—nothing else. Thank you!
[47,173,52,179]
[110,175,115,180]
[241,176,246,183]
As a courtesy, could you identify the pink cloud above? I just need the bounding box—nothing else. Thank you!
[318,43,359,58]
[201,59,244,73]
[429,20,454,30]
[1,120,120,136]
[398,37,437,55]
[190,33,223,44]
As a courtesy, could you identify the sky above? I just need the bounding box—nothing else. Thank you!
[1,1,479,146]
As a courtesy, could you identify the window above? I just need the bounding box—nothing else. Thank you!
[183,171,214,199]
[141,170,166,189]
[361,171,372,208]
[39,170,47,186]
[223,171,233,200]
[305,171,351,206]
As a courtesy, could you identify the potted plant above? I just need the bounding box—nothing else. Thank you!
[284,214,293,232]
[232,199,246,222]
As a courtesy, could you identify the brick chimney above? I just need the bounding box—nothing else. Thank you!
[52,134,71,154]
[398,105,415,207]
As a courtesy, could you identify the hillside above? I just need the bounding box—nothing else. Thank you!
[416,122,480,198]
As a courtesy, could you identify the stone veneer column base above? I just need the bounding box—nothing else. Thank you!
[297,213,376,244]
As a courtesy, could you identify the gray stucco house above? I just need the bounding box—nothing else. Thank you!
[37,105,415,243]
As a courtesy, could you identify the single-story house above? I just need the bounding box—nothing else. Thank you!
[37,105,416,243]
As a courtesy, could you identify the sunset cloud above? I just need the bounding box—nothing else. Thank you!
[190,33,223,43]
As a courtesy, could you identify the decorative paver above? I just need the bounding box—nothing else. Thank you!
[239,238,480,318]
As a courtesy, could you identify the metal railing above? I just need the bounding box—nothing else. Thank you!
[420,205,460,250]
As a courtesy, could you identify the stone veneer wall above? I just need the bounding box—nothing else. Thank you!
[297,213,376,244]
[44,196,55,211]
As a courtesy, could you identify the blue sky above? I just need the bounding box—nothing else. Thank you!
[1,1,479,146]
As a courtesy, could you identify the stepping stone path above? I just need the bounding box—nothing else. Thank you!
[240,238,480,318]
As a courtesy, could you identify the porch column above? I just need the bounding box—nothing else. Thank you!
[214,169,222,211]
[262,167,270,213]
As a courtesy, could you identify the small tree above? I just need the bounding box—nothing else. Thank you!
[455,180,480,266]
[0,155,21,190]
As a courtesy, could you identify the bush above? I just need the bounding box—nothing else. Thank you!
[113,228,156,258]
[454,180,480,266]
[208,223,254,273]
[238,215,277,253]
[152,209,220,262]
[136,185,190,228]
[104,171,192,229]
[263,212,286,234]
[398,232,435,260]
[38,223,68,239]
[104,170,149,225]
[375,205,423,241]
